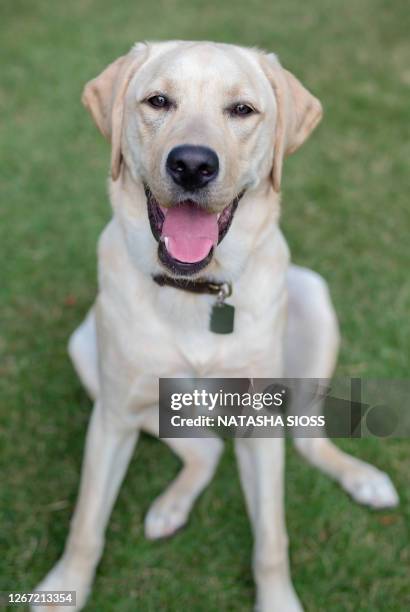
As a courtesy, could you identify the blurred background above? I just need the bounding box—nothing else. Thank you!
[1,0,409,610]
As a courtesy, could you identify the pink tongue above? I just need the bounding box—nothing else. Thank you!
[161,203,218,263]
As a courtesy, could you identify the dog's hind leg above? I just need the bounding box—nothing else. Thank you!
[68,307,99,401]
[285,265,398,508]
[141,408,223,540]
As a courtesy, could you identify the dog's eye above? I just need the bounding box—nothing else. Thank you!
[229,103,255,117]
[147,94,170,109]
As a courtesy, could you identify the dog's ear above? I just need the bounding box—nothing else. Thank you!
[261,54,323,192]
[81,44,148,181]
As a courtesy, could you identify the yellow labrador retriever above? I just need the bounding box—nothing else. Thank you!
[34,41,398,611]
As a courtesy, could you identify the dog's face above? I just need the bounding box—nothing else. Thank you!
[83,41,322,277]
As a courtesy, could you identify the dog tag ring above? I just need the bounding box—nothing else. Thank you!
[210,282,235,334]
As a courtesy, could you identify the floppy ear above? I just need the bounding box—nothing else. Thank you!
[261,54,323,192]
[81,44,148,181]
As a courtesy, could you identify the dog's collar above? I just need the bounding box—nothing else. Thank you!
[153,274,232,297]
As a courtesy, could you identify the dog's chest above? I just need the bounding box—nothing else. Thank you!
[146,284,286,377]
[99,280,285,384]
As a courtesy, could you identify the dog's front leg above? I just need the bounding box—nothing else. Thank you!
[235,437,302,612]
[33,400,139,611]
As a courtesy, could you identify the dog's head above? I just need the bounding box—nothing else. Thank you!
[82,41,322,277]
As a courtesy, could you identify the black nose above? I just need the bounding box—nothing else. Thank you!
[166,145,219,190]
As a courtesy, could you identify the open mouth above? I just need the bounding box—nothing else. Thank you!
[145,185,244,275]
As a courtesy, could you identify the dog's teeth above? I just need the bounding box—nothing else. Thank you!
[217,213,221,220]
[164,237,169,250]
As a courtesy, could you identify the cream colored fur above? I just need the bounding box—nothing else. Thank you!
[34,41,398,612]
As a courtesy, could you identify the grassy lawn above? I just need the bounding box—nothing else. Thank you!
[1,0,409,610]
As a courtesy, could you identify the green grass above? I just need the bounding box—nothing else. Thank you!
[1,0,409,610]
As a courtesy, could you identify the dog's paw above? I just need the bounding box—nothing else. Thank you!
[145,493,191,540]
[32,559,91,612]
[341,462,399,509]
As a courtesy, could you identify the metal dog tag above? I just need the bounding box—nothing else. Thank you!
[210,283,234,334]
[210,302,235,334]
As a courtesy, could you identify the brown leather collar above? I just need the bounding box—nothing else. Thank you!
[153,274,231,296]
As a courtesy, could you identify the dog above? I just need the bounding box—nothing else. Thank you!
[34,41,399,611]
